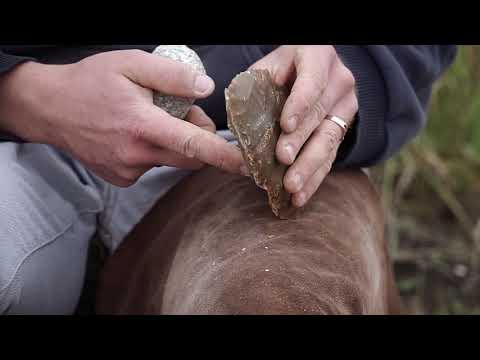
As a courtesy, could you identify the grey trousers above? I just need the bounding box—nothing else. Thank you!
[0,130,235,315]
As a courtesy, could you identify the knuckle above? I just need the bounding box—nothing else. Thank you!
[323,128,340,151]
[153,68,174,90]
[294,46,307,64]
[322,45,336,58]
[340,66,356,88]
[163,67,181,88]
[312,101,327,122]
[306,70,327,95]
[213,150,227,171]
[117,50,147,69]
[300,160,317,181]
[164,63,194,90]
[291,88,313,115]
[181,134,201,159]
[297,117,318,146]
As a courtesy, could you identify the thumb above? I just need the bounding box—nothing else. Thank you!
[121,50,215,98]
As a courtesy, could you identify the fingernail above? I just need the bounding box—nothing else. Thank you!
[240,165,250,177]
[288,115,298,132]
[194,74,214,95]
[284,143,295,163]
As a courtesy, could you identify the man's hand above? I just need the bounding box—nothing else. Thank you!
[250,45,358,207]
[0,50,247,186]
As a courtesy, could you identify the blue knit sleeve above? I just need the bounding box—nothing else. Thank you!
[334,45,457,167]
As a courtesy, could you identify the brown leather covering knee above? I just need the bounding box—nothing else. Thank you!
[96,167,402,315]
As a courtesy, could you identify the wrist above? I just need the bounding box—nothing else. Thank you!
[0,60,68,145]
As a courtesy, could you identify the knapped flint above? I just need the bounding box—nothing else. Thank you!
[225,69,298,219]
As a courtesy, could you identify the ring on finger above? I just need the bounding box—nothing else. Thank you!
[325,115,349,140]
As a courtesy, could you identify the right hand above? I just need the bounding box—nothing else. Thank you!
[0,49,247,186]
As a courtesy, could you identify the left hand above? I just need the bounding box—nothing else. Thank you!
[250,45,358,207]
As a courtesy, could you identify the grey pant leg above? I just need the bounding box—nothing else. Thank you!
[0,130,236,314]
[0,142,103,314]
[5,212,97,314]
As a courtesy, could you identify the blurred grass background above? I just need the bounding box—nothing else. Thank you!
[371,45,480,314]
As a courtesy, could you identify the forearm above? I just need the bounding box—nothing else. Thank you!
[0,51,39,142]
[0,60,61,144]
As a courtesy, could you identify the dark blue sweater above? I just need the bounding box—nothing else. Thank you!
[0,45,457,168]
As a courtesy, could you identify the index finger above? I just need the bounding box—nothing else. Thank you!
[141,106,247,175]
[281,46,336,133]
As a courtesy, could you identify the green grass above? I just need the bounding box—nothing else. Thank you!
[371,45,480,314]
